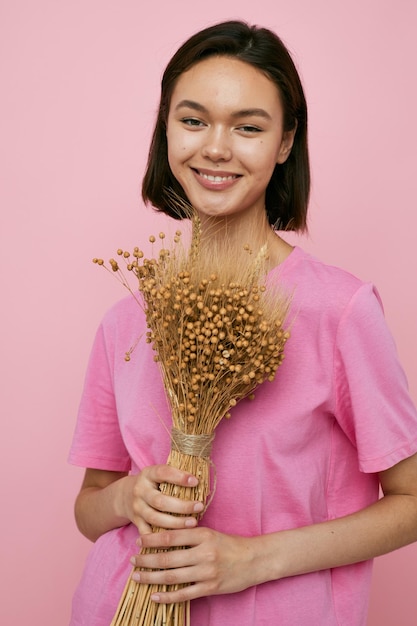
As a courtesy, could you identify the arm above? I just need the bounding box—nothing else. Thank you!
[74,466,205,543]
[272,451,417,577]
[74,469,130,542]
[131,451,417,603]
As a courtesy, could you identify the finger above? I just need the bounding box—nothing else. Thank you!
[145,464,199,489]
[132,541,198,572]
[145,490,204,517]
[136,505,201,531]
[136,519,152,536]
[149,582,208,604]
[131,564,200,591]
[139,527,208,550]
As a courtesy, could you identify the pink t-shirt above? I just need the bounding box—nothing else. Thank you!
[69,246,417,625]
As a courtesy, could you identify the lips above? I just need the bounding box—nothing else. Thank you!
[192,168,241,189]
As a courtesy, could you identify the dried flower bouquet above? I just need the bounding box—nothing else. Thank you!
[94,209,291,626]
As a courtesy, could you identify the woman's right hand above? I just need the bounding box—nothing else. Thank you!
[74,465,204,542]
[121,465,204,535]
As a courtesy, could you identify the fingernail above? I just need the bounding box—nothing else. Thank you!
[151,593,160,602]
[185,517,197,527]
[193,502,204,513]
[187,476,198,486]
[131,572,140,582]
[130,556,136,565]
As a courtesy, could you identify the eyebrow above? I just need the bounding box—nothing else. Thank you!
[174,99,273,121]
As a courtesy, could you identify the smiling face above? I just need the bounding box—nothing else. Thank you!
[166,56,295,226]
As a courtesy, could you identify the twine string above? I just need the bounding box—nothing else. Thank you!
[171,428,215,458]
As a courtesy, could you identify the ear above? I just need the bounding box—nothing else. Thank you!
[276,124,297,164]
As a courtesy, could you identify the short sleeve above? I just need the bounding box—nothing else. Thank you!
[68,318,131,472]
[334,283,417,473]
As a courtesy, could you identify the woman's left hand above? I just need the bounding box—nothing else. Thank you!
[129,527,267,603]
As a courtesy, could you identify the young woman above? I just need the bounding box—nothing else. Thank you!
[69,21,417,625]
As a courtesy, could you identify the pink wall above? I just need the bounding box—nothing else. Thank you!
[1,1,416,623]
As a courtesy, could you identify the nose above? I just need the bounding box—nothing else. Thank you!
[201,127,232,162]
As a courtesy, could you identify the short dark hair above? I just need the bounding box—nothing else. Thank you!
[142,20,310,232]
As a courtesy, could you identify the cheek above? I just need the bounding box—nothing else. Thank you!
[243,142,279,178]
[167,144,190,187]
[167,133,196,164]
[238,137,276,162]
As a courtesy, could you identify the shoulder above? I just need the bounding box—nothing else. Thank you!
[274,247,386,341]
[283,246,363,292]
[101,292,145,328]
[280,246,383,316]
[94,293,148,358]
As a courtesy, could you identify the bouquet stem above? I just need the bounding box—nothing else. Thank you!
[110,432,214,626]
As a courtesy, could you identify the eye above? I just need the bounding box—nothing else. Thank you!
[238,125,262,134]
[181,117,205,128]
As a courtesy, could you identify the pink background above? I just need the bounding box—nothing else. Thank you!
[1,1,416,623]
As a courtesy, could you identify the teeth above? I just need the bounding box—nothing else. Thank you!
[199,172,236,182]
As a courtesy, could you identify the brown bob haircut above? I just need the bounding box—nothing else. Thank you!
[142,20,310,232]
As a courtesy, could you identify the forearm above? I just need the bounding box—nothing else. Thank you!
[257,494,417,584]
[75,475,133,542]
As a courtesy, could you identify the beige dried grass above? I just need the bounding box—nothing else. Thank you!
[94,205,291,626]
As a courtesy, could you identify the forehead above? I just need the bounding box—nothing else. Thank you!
[169,56,281,111]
